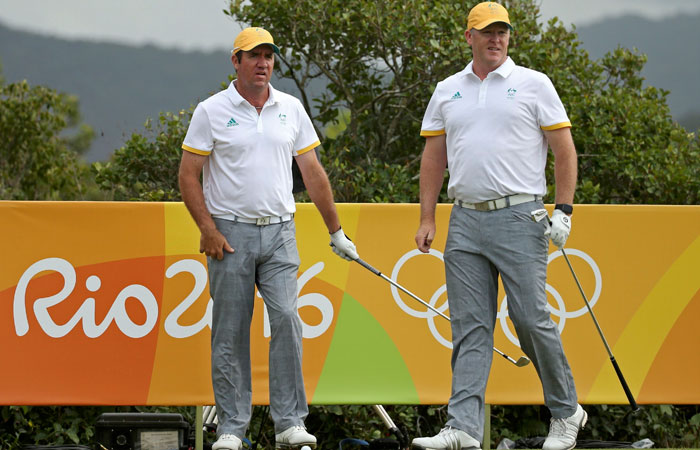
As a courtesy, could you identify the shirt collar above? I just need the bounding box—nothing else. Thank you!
[462,56,515,80]
[225,80,278,107]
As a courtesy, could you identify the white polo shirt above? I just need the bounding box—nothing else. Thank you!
[420,57,571,203]
[182,81,320,219]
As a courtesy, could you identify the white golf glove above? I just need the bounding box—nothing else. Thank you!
[329,228,359,261]
[550,209,572,248]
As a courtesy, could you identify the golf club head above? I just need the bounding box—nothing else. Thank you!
[354,257,533,370]
[515,356,531,367]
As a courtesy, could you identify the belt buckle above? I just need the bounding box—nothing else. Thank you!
[474,202,490,212]
[256,217,271,226]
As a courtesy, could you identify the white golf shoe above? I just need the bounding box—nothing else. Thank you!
[543,404,588,450]
[275,425,317,449]
[212,433,242,450]
[411,426,481,450]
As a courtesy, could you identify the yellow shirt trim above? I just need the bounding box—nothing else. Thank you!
[420,129,446,137]
[541,122,572,131]
[182,144,210,156]
[297,141,321,155]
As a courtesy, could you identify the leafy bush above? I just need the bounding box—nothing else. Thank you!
[93,110,191,201]
[0,79,96,200]
[3,0,699,448]
[226,0,698,205]
[3,404,699,449]
[0,406,196,449]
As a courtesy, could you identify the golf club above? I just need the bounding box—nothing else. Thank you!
[532,209,639,410]
[353,257,531,368]
[559,247,640,411]
[372,405,409,448]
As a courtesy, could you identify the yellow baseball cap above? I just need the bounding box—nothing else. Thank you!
[233,27,280,55]
[467,2,513,31]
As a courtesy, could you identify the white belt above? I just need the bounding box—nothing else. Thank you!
[454,194,541,211]
[216,213,294,226]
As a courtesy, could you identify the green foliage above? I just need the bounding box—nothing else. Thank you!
[3,404,699,448]
[1,406,108,448]
[365,404,700,449]
[0,79,96,200]
[583,404,700,448]
[0,406,195,449]
[87,0,699,206]
[317,404,700,448]
[226,0,471,202]
[323,149,420,203]
[2,1,699,447]
[225,0,698,205]
[539,41,700,205]
[93,109,191,201]
[224,405,442,449]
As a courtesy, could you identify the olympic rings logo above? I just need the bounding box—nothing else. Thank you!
[389,248,602,349]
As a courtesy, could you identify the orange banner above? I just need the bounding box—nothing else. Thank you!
[0,201,698,405]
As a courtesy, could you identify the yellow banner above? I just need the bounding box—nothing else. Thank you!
[0,202,698,405]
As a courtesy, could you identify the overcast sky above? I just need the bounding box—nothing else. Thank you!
[1,0,699,52]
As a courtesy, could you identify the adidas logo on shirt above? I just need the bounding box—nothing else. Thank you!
[226,117,239,127]
[450,92,463,100]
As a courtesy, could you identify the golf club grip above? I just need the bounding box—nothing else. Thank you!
[355,258,382,276]
[611,356,639,410]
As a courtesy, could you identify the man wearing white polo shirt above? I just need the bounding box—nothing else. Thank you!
[179,27,358,450]
[413,3,585,450]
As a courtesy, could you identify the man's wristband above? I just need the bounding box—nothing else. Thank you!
[555,203,573,215]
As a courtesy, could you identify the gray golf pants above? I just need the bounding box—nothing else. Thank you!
[443,201,578,442]
[208,218,308,438]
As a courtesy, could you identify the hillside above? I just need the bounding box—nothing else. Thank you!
[575,12,700,130]
[1,13,698,162]
[0,22,299,162]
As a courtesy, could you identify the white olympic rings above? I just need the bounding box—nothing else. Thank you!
[390,248,603,349]
[390,249,452,348]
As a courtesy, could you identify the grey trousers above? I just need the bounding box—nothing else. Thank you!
[208,218,308,438]
[443,201,578,442]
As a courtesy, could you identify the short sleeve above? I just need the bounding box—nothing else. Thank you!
[536,75,571,130]
[420,85,446,137]
[182,103,214,155]
[293,101,320,155]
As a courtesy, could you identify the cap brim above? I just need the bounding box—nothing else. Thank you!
[235,42,280,55]
[473,20,513,31]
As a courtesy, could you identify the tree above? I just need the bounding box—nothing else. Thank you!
[93,109,191,201]
[227,0,471,202]
[225,0,698,204]
[3,4,698,444]
[98,0,698,205]
[0,79,95,200]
